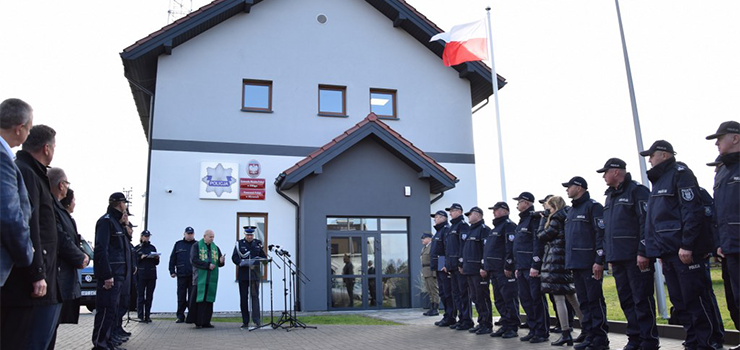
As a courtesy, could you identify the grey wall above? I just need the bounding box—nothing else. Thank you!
[298,137,430,311]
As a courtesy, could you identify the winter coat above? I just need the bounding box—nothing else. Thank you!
[537,207,575,295]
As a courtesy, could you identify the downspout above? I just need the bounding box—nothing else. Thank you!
[126,77,154,229]
[274,173,301,310]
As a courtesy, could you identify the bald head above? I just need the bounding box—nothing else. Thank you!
[203,230,215,244]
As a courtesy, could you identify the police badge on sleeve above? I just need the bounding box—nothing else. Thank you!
[508,234,515,242]
[596,218,605,230]
[680,188,695,201]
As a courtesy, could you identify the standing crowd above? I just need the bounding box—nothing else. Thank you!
[423,121,739,350]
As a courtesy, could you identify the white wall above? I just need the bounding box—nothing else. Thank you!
[153,0,475,155]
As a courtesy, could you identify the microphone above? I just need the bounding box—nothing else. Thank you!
[268,244,275,250]
[280,249,290,258]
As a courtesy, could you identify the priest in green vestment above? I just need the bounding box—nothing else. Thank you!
[186,230,225,328]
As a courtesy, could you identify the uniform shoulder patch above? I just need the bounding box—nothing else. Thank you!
[597,249,604,257]
[533,256,540,262]
[508,234,515,242]
[680,188,695,201]
[596,218,605,229]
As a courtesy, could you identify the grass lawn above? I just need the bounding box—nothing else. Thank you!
[159,315,401,326]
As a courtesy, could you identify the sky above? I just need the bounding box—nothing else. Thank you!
[1,0,738,242]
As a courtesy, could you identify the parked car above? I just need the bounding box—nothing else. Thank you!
[77,238,137,312]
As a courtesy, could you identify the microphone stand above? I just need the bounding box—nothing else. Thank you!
[250,253,279,331]
[275,250,315,331]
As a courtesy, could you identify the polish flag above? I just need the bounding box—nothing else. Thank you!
[429,19,488,67]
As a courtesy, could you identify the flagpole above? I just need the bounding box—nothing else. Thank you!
[485,7,507,201]
[614,0,668,319]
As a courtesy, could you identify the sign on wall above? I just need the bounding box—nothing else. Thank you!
[240,178,265,200]
[200,162,239,200]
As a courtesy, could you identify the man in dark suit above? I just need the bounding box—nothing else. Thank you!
[0,98,35,349]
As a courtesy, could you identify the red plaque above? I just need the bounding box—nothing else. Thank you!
[240,178,266,189]
[240,189,265,200]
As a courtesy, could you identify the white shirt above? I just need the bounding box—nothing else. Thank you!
[0,136,14,159]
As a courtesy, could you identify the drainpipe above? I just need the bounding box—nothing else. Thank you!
[126,77,154,230]
[274,173,301,310]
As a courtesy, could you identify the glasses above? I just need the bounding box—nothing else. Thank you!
[62,180,71,186]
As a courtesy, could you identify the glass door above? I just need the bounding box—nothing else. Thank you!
[329,236,363,308]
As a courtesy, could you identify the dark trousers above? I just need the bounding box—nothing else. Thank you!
[450,269,471,325]
[115,287,130,335]
[92,278,122,350]
[137,277,156,319]
[467,274,492,328]
[490,270,519,330]
[238,279,261,325]
[26,303,61,350]
[723,255,740,329]
[437,271,456,321]
[611,260,659,349]
[662,255,714,350]
[517,269,549,337]
[704,261,726,346]
[176,275,192,320]
[573,268,609,344]
[1,305,33,350]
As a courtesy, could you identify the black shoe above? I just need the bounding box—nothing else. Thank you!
[240,324,249,329]
[437,319,453,327]
[728,345,739,350]
[203,324,214,328]
[520,333,535,341]
[176,319,184,323]
[427,309,439,316]
[469,324,481,333]
[586,344,609,350]
[120,330,132,336]
[621,344,640,350]
[502,330,519,339]
[145,318,152,323]
[449,322,460,330]
[574,333,588,343]
[109,346,127,350]
[476,327,493,335]
[551,326,563,333]
[195,325,202,329]
[456,323,472,331]
[521,323,530,329]
[711,343,723,350]
[551,331,573,346]
[423,309,431,316]
[574,341,592,350]
[491,328,507,337]
[531,336,550,344]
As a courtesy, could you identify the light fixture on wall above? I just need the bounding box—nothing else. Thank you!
[404,186,411,197]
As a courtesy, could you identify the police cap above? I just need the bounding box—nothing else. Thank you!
[488,202,509,211]
[562,176,588,190]
[512,192,535,203]
[596,158,626,173]
[430,210,448,218]
[706,121,740,140]
[639,140,676,157]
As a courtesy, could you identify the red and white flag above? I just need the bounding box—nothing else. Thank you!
[429,19,488,67]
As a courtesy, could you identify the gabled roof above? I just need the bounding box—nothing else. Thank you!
[275,113,458,194]
[120,0,506,138]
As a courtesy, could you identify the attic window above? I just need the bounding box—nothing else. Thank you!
[242,79,272,112]
[318,85,346,117]
[370,88,397,119]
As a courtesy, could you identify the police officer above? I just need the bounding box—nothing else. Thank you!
[598,158,658,350]
[135,230,159,323]
[444,203,472,330]
[421,232,439,317]
[461,207,492,335]
[169,226,197,323]
[92,193,131,350]
[640,140,715,350]
[511,192,549,343]
[698,186,728,350]
[562,177,609,350]
[485,202,519,339]
[431,210,455,327]
[232,226,267,329]
[706,121,740,350]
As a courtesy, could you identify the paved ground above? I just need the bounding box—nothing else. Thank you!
[56,309,694,350]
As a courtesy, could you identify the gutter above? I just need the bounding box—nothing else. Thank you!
[274,173,301,310]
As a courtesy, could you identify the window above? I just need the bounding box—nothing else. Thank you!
[236,213,268,280]
[242,79,272,112]
[370,88,397,119]
[319,85,346,116]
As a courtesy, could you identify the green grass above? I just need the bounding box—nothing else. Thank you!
[159,314,401,326]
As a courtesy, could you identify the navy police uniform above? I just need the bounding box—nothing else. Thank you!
[135,232,159,322]
[600,160,659,350]
[231,229,267,327]
[642,142,714,350]
[445,204,472,329]
[92,200,130,350]
[512,193,549,340]
[713,150,740,326]
[169,227,196,322]
[462,207,492,333]
[430,213,455,326]
[485,211,519,335]
[563,183,609,348]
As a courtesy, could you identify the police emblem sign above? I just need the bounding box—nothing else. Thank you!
[199,162,239,200]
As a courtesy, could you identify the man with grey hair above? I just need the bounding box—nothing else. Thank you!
[0,98,35,349]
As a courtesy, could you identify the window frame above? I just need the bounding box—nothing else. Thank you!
[241,79,273,113]
[318,84,347,117]
[369,88,397,119]
[235,212,269,281]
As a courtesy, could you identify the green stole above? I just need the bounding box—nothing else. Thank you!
[196,239,219,303]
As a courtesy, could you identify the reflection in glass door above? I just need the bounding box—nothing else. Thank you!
[329,236,362,308]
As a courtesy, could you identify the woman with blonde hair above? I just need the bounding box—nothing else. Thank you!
[537,196,583,346]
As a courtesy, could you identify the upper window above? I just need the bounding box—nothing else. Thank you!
[319,85,346,116]
[370,88,397,119]
[242,79,272,112]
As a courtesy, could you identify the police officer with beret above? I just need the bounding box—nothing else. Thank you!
[169,226,197,323]
[461,207,492,335]
[562,177,609,350]
[92,193,131,350]
[485,202,519,339]
[511,192,549,343]
[599,158,658,350]
[232,226,267,329]
[640,140,715,350]
[444,203,473,330]
[707,121,740,349]
[135,230,159,323]
[430,210,455,326]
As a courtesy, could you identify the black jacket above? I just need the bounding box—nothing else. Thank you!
[2,150,59,306]
[430,222,449,271]
[513,206,543,271]
[645,158,707,258]
[444,216,469,270]
[603,173,650,262]
[714,152,740,254]
[538,207,575,295]
[94,207,129,281]
[135,241,159,280]
[169,239,196,276]
[461,220,490,275]
[564,192,605,270]
[231,238,267,281]
[483,216,516,272]
[54,199,87,301]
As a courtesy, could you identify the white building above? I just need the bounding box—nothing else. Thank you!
[121,0,505,312]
